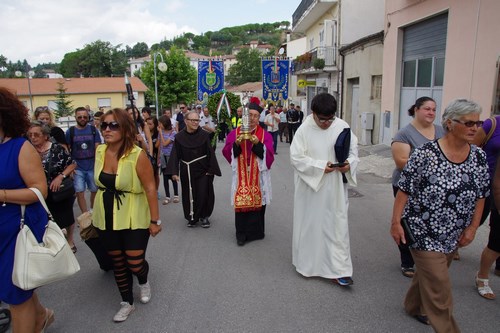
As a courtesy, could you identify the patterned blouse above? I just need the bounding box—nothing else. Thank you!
[398,140,490,253]
[40,143,74,185]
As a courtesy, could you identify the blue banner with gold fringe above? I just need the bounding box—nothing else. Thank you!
[262,58,289,102]
[197,59,224,102]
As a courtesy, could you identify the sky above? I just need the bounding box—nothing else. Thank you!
[1,0,297,66]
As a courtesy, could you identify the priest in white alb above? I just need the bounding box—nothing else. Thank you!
[290,93,359,286]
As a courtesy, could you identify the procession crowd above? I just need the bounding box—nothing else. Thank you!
[1,87,499,333]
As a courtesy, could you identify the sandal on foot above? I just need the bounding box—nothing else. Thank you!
[453,251,460,260]
[476,274,496,300]
[414,314,430,325]
[401,267,415,278]
[41,308,54,333]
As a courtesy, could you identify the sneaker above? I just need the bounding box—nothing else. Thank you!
[187,220,197,228]
[201,218,210,228]
[138,282,151,304]
[162,198,170,205]
[172,196,180,203]
[113,302,135,322]
[333,277,354,286]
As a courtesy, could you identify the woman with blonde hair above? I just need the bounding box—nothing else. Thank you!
[34,106,68,151]
[93,108,161,322]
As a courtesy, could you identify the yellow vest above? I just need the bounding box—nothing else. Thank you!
[231,116,242,128]
[93,145,150,230]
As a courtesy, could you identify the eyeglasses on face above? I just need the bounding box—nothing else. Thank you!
[27,132,43,138]
[315,114,335,124]
[186,118,200,122]
[180,106,186,109]
[77,116,88,120]
[452,119,484,127]
[100,121,120,131]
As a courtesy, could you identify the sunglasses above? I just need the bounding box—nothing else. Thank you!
[452,119,484,127]
[77,116,89,120]
[100,121,120,131]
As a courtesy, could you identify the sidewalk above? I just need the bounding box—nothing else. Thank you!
[357,143,394,179]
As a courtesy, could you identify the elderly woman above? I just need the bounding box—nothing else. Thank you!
[390,99,489,332]
[93,108,161,322]
[391,97,446,277]
[34,106,68,151]
[0,88,54,332]
[27,121,77,252]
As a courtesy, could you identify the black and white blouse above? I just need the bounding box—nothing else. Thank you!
[398,140,490,253]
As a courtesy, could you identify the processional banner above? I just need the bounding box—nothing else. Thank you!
[262,58,289,102]
[197,59,224,102]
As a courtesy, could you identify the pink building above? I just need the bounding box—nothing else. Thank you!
[381,0,500,144]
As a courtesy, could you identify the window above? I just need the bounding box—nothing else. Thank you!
[97,98,111,108]
[371,75,382,100]
[403,60,416,87]
[319,30,324,47]
[417,58,432,87]
[434,57,445,86]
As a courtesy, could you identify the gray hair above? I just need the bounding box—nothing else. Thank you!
[184,110,200,121]
[441,99,482,132]
[29,121,51,136]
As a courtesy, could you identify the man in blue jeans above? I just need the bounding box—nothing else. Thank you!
[66,107,101,214]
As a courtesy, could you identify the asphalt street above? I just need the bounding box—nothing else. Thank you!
[30,140,499,333]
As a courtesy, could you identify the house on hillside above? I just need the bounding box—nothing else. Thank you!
[381,0,500,144]
[226,81,262,106]
[232,41,273,55]
[0,77,148,112]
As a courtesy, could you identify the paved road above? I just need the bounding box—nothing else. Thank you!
[33,141,499,332]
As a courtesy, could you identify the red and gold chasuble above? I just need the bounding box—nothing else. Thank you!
[234,126,265,212]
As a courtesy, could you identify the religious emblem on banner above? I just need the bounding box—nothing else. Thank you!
[198,59,224,101]
[262,58,290,102]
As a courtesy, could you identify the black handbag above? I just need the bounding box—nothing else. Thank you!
[47,146,75,202]
[49,176,75,202]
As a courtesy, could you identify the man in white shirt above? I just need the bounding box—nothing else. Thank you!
[264,105,280,154]
[200,106,216,148]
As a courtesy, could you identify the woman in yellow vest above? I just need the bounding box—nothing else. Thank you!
[93,108,161,322]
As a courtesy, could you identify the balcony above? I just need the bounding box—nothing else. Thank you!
[291,46,337,74]
[292,0,338,32]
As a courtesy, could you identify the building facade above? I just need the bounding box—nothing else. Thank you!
[381,0,500,144]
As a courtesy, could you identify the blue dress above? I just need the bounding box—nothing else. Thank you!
[0,138,48,305]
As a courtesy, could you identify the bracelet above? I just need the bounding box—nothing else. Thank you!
[2,189,6,207]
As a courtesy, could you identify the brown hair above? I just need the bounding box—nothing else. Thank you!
[103,108,137,160]
[0,87,31,138]
[34,107,56,127]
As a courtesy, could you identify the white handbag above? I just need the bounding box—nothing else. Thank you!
[12,188,80,290]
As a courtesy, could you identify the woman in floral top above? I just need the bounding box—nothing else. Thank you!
[390,99,489,332]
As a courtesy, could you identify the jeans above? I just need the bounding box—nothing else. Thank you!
[270,131,278,153]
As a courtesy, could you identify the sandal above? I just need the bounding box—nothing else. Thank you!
[453,251,460,260]
[162,198,170,205]
[40,308,54,333]
[172,196,180,203]
[476,274,496,299]
[401,267,415,278]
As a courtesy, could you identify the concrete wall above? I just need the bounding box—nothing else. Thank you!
[340,0,385,45]
[342,41,384,144]
[382,0,500,144]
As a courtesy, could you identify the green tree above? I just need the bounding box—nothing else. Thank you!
[60,51,83,77]
[54,81,74,117]
[140,46,197,111]
[226,48,261,85]
[131,42,149,58]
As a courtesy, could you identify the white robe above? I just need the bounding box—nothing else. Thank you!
[290,115,359,278]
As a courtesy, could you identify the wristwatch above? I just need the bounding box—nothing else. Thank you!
[61,173,67,179]
[151,219,162,225]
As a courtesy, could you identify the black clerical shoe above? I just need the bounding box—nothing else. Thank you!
[201,218,210,228]
[237,240,245,246]
[187,220,197,228]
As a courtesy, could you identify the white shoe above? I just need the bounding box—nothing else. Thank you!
[139,281,151,304]
[113,302,135,322]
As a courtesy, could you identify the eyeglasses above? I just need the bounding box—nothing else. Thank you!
[27,132,42,138]
[77,116,88,120]
[100,121,120,131]
[315,114,335,124]
[186,119,200,122]
[180,106,186,109]
[452,119,484,127]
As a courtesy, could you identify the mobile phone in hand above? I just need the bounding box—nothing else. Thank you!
[330,162,347,168]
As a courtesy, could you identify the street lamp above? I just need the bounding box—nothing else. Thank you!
[153,52,168,117]
[15,68,35,112]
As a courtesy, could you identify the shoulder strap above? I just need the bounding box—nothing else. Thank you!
[21,188,54,225]
[69,126,75,149]
[481,116,497,147]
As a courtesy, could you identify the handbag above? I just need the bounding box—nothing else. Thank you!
[12,188,80,290]
[401,218,416,246]
[47,146,75,202]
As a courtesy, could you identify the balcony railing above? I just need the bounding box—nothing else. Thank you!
[292,0,315,28]
[291,46,337,74]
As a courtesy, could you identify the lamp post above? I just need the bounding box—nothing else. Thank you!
[15,68,35,112]
[153,52,168,117]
